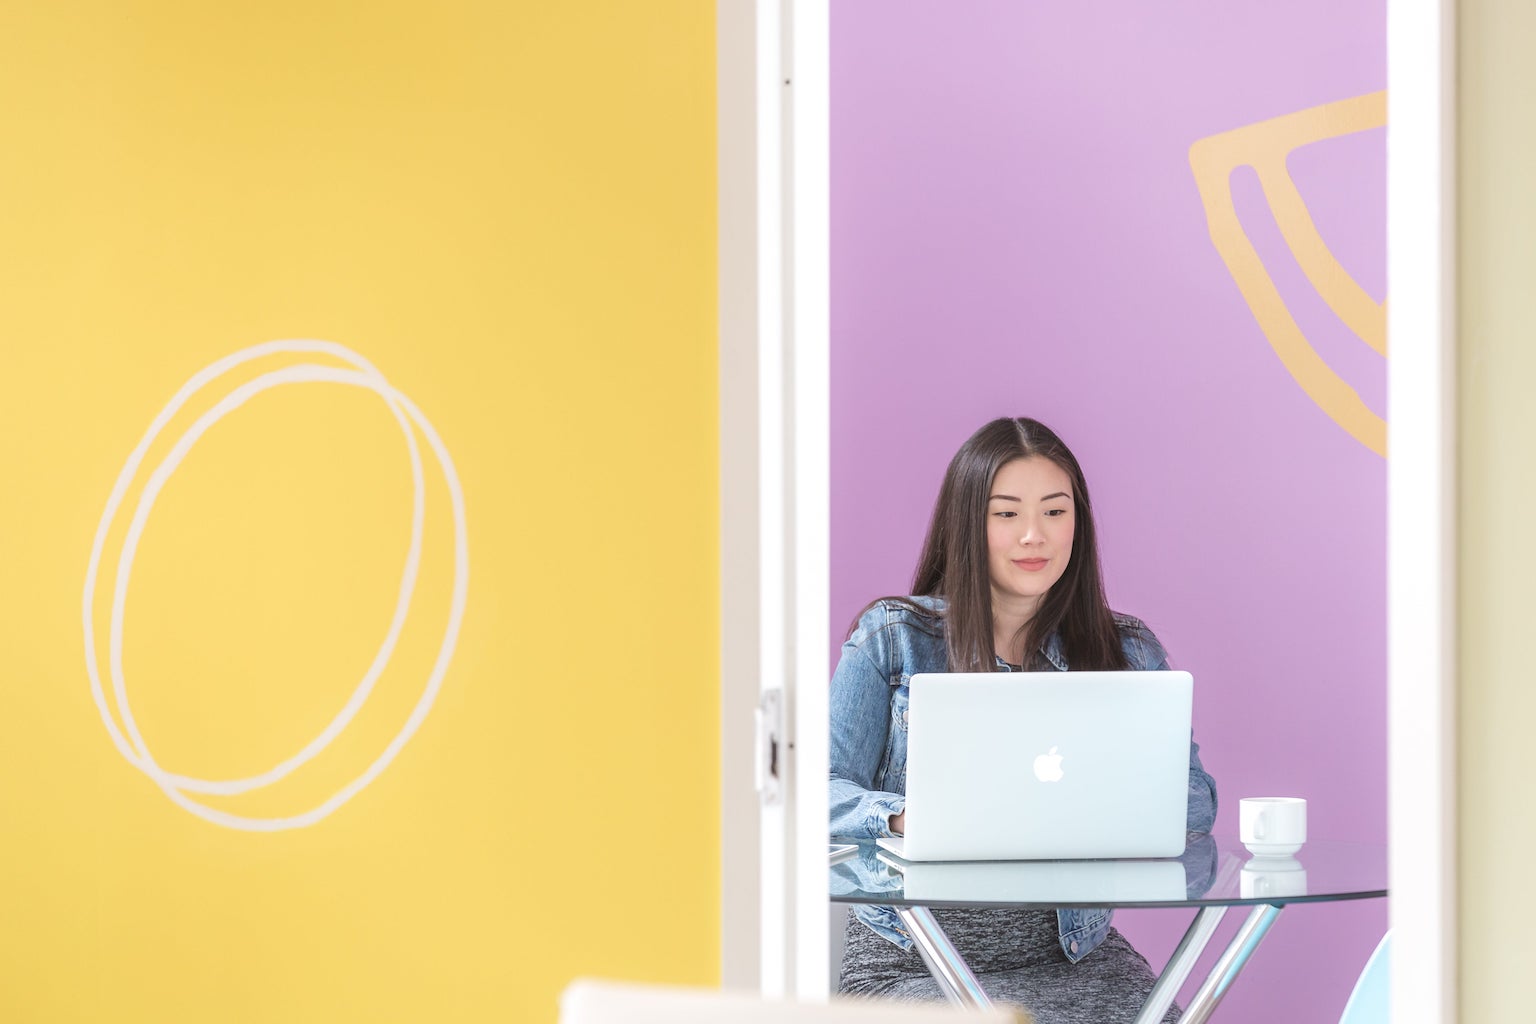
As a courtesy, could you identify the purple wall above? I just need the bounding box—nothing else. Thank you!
[831,3,1386,1020]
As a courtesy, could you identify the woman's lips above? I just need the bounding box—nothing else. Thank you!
[1013,558,1049,572]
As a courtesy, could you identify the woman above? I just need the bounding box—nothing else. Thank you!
[829,417,1217,1023]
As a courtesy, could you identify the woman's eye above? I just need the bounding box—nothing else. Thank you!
[1044,508,1068,518]
[992,510,1017,519]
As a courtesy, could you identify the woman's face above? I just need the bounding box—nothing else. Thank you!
[985,456,1075,617]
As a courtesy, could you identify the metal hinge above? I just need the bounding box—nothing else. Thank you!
[755,688,783,806]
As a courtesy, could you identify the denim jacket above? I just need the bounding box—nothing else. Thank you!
[829,596,1218,964]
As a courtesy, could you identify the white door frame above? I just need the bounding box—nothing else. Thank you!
[717,0,761,990]
[1387,1,1458,1021]
[718,0,830,999]
[723,1,1457,1015]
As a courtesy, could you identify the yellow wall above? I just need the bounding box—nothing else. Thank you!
[0,3,718,1021]
[1459,0,1536,1017]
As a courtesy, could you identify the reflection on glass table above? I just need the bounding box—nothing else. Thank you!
[829,833,1386,1023]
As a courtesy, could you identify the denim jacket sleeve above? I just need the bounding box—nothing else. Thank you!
[828,605,907,840]
[1052,617,1221,965]
[1119,615,1219,833]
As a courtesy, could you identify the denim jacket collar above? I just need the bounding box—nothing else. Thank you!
[993,631,1069,672]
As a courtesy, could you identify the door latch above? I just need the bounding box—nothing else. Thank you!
[755,688,783,806]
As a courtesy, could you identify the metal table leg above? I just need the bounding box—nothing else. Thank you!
[896,906,995,1009]
[1178,904,1285,1024]
[897,901,1280,1019]
[1132,906,1229,1024]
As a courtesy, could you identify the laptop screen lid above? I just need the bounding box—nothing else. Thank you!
[875,671,1193,862]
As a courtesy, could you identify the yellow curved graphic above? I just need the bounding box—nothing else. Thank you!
[1189,91,1387,456]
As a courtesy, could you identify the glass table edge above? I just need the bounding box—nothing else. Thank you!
[829,888,1388,910]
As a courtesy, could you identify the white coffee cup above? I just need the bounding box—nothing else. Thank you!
[1239,797,1307,857]
[1240,855,1308,899]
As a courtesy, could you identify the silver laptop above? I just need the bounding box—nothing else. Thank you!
[874,671,1193,862]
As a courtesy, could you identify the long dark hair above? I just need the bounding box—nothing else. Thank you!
[888,417,1127,673]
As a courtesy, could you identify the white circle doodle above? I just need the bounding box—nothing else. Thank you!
[82,340,469,831]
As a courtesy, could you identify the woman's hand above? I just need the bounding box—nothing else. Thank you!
[889,810,906,836]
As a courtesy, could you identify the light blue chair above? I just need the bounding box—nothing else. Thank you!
[1337,932,1391,1024]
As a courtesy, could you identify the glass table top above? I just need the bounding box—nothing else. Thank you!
[830,833,1386,910]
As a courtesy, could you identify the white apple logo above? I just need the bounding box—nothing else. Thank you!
[1033,746,1065,783]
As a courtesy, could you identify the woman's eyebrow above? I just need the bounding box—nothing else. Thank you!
[989,491,1072,503]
